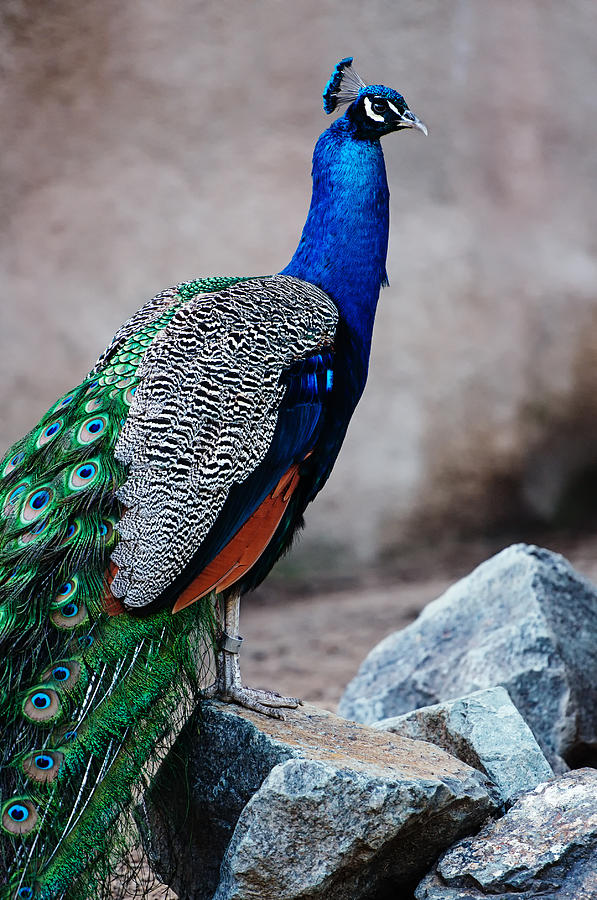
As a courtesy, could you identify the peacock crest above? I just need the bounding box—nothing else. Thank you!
[322,56,366,114]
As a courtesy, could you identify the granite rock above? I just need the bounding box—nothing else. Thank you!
[374,687,553,806]
[415,768,597,899]
[339,544,597,771]
[144,702,497,900]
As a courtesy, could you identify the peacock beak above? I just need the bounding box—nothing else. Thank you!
[399,110,428,136]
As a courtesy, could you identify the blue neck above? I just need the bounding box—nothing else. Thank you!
[281,117,389,367]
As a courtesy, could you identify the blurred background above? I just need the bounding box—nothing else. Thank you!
[2,0,597,702]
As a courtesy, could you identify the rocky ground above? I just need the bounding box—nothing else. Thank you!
[113,534,597,898]
[240,534,597,714]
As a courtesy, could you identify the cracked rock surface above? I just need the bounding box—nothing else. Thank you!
[374,686,553,806]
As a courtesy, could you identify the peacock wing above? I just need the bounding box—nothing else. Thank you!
[109,274,338,611]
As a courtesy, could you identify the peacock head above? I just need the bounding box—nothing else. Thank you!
[323,57,427,140]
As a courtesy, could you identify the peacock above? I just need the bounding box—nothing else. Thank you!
[0,58,426,898]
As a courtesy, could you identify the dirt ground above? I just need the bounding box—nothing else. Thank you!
[239,534,597,712]
[240,577,450,711]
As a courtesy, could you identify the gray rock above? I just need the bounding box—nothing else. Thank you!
[145,702,497,900]
[374,687,553,805]
[339,544,597,772]
[415,768,597,899]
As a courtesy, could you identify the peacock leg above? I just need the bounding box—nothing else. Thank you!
[206,588,302,719]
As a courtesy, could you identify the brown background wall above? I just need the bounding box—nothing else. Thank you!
[2,0,597,579]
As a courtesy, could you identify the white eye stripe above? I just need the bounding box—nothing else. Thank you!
[386,100,400,115]
[364,96,385,122]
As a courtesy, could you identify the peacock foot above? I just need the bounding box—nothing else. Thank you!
[211,683,302,719]
[206,631,302,720]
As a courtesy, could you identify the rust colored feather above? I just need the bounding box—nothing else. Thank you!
[103,464,302,616]
[102,561,126,615]
[172,463,301,613]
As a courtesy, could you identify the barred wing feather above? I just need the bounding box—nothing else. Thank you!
[109,275,338,610]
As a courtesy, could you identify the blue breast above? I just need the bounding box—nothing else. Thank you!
[281,117,390,406]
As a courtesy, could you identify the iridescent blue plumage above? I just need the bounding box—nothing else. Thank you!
[282,59,424,399]
[141,60,427,610]
[281,118,389,385]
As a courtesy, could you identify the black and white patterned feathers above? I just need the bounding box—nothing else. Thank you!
[104,275,337,608]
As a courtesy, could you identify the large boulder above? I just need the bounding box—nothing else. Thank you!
[374,687,553,806]
[144,702,496,900]
[339,544,597,772]
[416,768,597,899]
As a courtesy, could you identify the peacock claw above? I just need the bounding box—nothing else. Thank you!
[212,684,302,719]
[206,665,302,719]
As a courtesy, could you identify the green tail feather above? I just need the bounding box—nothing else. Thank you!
[0,276,248,899]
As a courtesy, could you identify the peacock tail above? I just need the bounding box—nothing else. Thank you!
[0,276,247,900]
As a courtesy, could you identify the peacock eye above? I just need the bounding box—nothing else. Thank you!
[2,797,38,834]
[34,753,55,769]
[52,665,70,681]
[371,99,387,115]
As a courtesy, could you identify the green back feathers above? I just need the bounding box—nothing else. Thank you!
[0,276,247,900]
